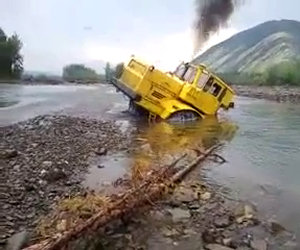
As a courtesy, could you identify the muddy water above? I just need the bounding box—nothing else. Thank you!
[207,98,300,240]
[0,83,127,126]
[1,84,300,241]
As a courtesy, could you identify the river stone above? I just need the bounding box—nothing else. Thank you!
[235,203,257,223]
[150,210,166,221]
[42,160,53,168]
[95,147,107,156]
[6,230,29,250]
[13,165,20,171]
[161,227,179,237]
[214,216,230,228]
[244,204,256,218]
[270,221,285,235]
[205,243,234,250]
[167,208,190,223]
[201,191,212,201]
[173,187,196,203]
[188,203,201,210]
[0,149,18,159]
[44,168,66,182]
[222,238,232,246]
[250,239,267,250]
[202,229,217,244]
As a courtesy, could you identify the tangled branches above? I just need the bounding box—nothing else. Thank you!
[25,144,223,250]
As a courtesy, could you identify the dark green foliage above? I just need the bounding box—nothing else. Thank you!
[114,63,124,79]
[104,62,124,83]
[0,29,23,79]
[63,64,100,82]
[105,62,112,82]
[220,60,300,86]
[220,72,268,86]
[265,61,300,86]
[0,28,6,42]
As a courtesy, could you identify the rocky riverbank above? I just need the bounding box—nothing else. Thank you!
[0,115,131,247]
[1,115,298,250]
[234,85,300,103]
[61,178,298,250]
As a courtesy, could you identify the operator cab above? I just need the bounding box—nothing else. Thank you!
[174,63,197,83]
[174,62,234,111]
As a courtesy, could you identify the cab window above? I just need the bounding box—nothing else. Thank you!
[183,67,197,84]
[218,88,227,102]
[203,77,214,92]
[174,63,187,79]
[197,72,210,88]
[210,83,222,97]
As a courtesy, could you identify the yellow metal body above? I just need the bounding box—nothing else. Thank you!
[113,57,235,120]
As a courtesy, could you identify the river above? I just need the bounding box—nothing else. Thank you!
[1,83,300,241]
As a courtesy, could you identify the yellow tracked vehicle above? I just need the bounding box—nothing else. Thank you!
[112,57,235,121]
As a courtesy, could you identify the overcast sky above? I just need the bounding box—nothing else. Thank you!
[1,0,299,74]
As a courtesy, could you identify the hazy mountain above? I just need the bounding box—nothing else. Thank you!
[194,20,300,73]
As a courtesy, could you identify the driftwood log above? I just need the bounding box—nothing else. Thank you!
[25,144,222,250]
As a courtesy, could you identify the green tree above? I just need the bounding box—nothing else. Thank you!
[114,62,124,79]
[62,64,99,82]
[7,34,23,78]
[105,62,112,82]
[266,61,300,86]
[0,28,23,79]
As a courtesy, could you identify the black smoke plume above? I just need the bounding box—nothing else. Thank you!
[193,0,242,56]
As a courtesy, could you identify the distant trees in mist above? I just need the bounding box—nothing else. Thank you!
[0,28,23,79]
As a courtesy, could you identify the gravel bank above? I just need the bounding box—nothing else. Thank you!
[234,85,300,103]
[0,115,131,246]
[68,177,298,250]
[1,114,298,250]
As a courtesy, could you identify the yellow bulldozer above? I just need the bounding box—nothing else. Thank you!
[112,57,235,121]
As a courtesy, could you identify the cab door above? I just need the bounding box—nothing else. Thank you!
[178,66,199,104]
[196,76,225,115]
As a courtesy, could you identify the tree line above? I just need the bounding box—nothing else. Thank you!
[0,27,125,83]
[2,24,298,86]
[0,28,23,79]
[62,62,123,83]
[220,60,300,86]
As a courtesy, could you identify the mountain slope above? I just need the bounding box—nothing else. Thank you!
[194,20,300,73]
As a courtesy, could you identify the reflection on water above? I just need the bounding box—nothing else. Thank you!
[128,118,238,183]
[84,117,238,192]
[137,118,237,154]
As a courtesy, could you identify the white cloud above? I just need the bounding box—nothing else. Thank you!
[83,30,193,71]
[83,27,238,72]
[83,43,133,65]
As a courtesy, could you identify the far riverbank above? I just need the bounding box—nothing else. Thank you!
[234,85,300,103]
